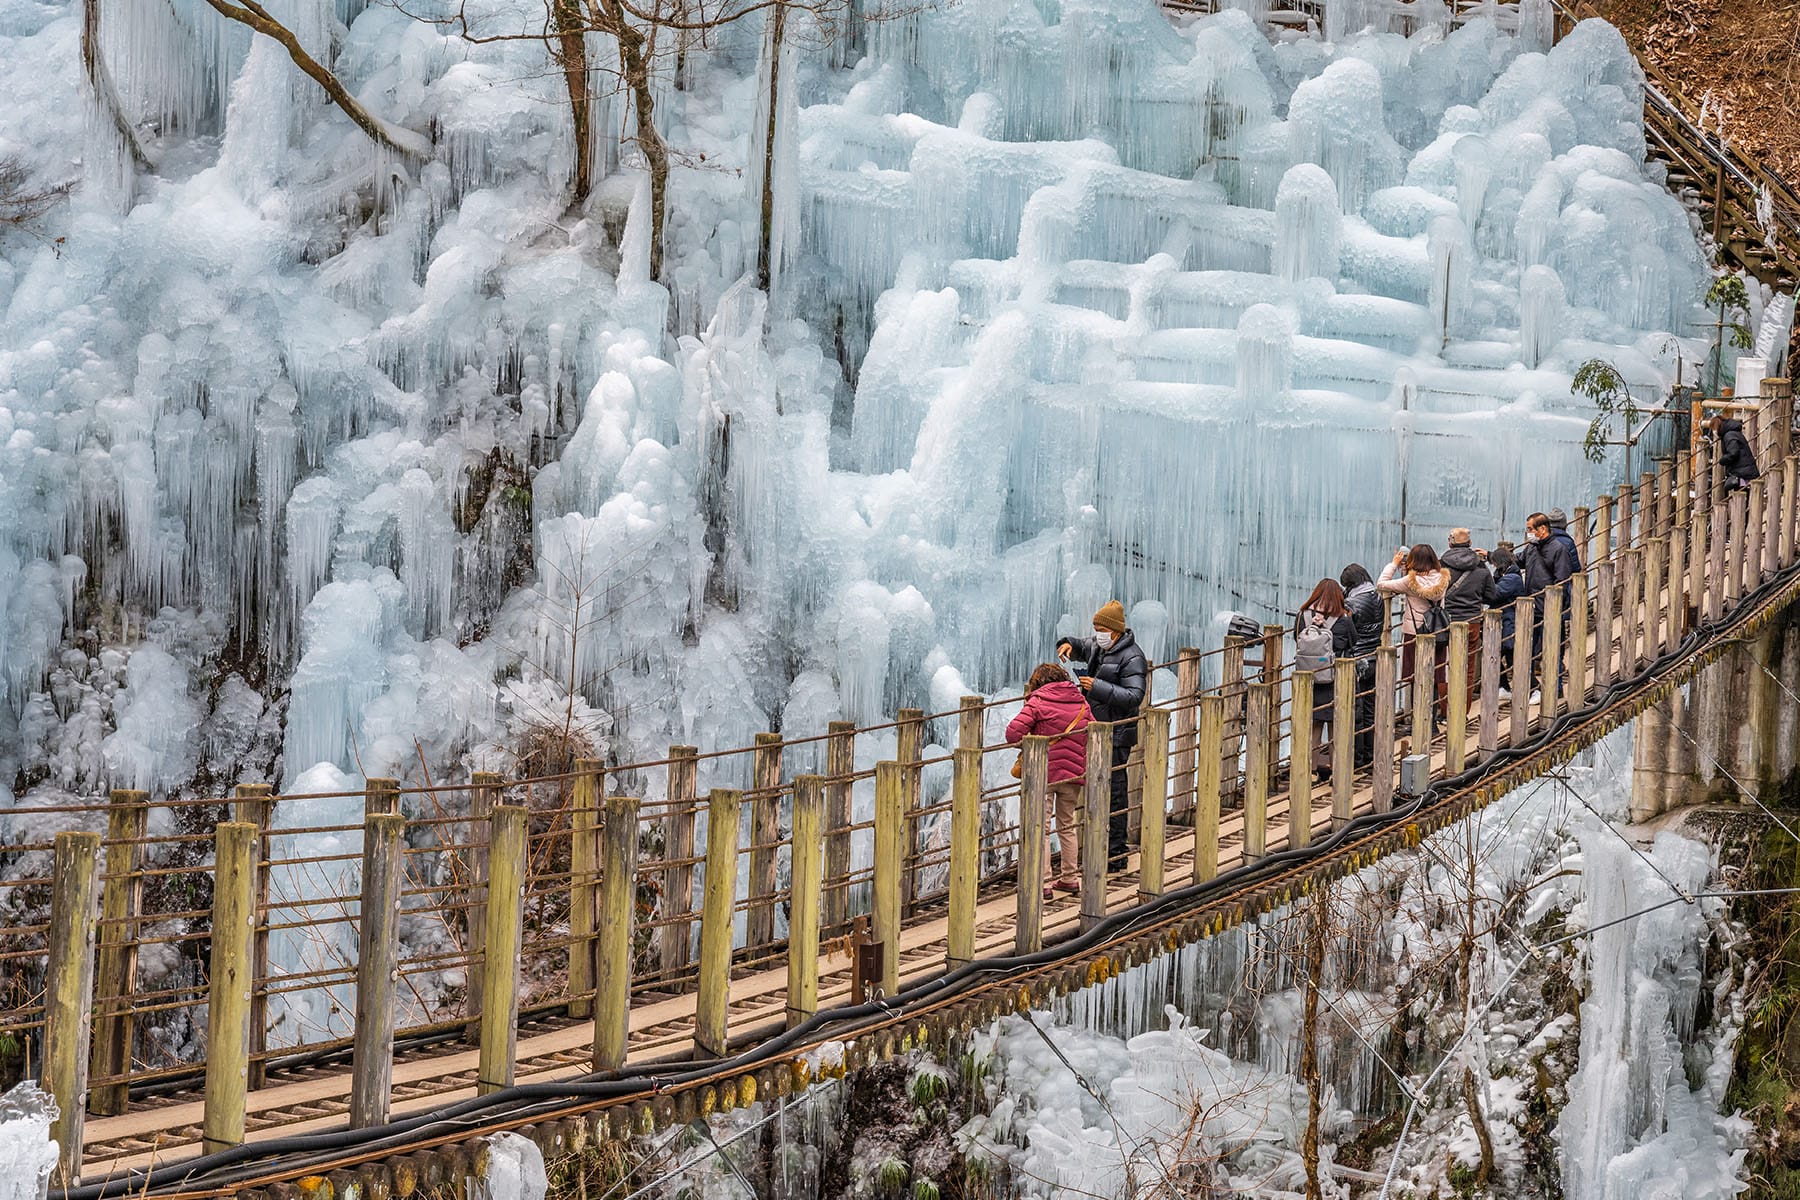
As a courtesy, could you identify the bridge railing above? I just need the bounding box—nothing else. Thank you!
[10,382,1800,1182]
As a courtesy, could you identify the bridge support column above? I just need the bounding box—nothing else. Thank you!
[1631,691,1691,822]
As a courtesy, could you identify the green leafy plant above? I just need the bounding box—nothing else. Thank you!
[875,1155,910,1194]
[1705,273,1756,394]
[1576,358,1640,466]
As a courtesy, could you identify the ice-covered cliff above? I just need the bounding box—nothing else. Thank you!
[0,0,1747,802]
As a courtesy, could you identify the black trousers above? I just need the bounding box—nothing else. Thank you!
[1108,740,1132,865]
[1353,657,1376,766]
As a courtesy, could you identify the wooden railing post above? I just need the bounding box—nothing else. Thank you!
[463,773,498,1043]
[1707,491,1728,622]
[1410,633,1435,749]
[1667,526,1689,645]
[1244,684,1272,858]
[1747,480,1767,593]
[896,708,925,914]
[946,750,980,966]
[1510,596,1533,745]
[89,788,147,1116]
[1618,547,1640,675]
[1445,621,1469,773]
[45,830,101,1188]
[1015,735,1048,953]
[1782,457,1798,567]
[1171,648,1201,819]
[568,760,601,1018]
[1595,560,1617,688]
[1193,696,1224,881]
[1656,459,1675,540]
[477,805,526,1094]
[349,811,404,1129]
[873,761,905,997]
[748,733,783,950]
[1137,707,1169,898]
[1764,458,1784,579]
[232,782,276,1086]
[1539,584,1564,721]
[1478,610,1502,757]
[1080,722,1113,929]
[593,794,639,1073]
[661,748,698,979]
[1637,472,1655,544]
[694,789,741,1057]
[1331,658,1354,824]
[1572,504,1592,566]
[1726,491,1747,609]
[1372,646,1397,812]
[1594,493,1614,561]
[1569,572,1591,703]
[788,776,824,1023]
[1644,537,1667,657]
[1289,672,1313,850]
[1617,484,1635,550]
[823,722,855,929]
[1259,625,1285,787]
[203,821,257,1151]
[1220,636,1247,808]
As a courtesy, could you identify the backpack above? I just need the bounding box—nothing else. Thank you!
[1295,611,1334,673]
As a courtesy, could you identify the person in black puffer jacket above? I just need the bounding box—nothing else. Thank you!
[1057,600,1148,871]
[1440,529,1494,717]
[1338,563,1383,766]
[1708,415,1761,489]
[1488,543,1527,691]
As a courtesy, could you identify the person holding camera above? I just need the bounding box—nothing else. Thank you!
[1056,601,1148,871]
[1377,543,1449,719]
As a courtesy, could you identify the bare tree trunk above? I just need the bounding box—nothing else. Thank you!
[201,0,429,162]
[1461,1066,1496,1187]
[756,4,786,292]
[83,0,157,171]
[550,0,594,201]
[589,0,668,280]
[1301,898,1327,1200]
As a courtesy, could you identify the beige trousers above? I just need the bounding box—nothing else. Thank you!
[1047,780,1083,882]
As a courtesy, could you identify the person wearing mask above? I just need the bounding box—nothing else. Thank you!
[1520,512,1576,703]
[1708,414,1761,491]
[1440,528,1495,714]
[1340,563,1383,766]
[1294,578,1356,782]
[1377,543,1449,719]
[1488,543,1527,696]
[1056,601,1148,870]
[1005,663,1092,897]
[1547,508,1583,571]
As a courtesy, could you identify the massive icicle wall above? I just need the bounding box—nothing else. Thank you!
[0,0,1738,804]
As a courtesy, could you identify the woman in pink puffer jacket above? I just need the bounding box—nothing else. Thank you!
[1005,663,1092,896]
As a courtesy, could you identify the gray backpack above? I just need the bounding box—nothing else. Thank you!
[1295,611,1334,673]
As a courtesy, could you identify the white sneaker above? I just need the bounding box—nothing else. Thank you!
[1498,688,1511,701]
[1529,689,1542,705]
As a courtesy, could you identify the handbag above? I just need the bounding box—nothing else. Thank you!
[1011,711,1089,778]
[1420,600,1451,642]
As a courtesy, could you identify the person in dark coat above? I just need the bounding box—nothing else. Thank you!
[1547,508,1583,571]
[1440,528,1494,716]
[1339,563,1382,765]
[1708,415,1761,489]
[1294,578,1356,781]
[1488,543,1526,693]
[1520,512,1576,699]
[1006,663,1092,896]
[1057,600,1148,870]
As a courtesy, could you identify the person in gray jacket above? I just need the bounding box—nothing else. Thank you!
[1339,563,1382,765]
[1057,600,1148,871]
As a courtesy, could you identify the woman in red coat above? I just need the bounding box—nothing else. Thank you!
[1005,663,1092,896]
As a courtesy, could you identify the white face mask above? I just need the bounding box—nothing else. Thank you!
[1094,630,1115,650]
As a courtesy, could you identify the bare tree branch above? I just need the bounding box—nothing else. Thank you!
[83,0,159,171]
[201,0,432,162]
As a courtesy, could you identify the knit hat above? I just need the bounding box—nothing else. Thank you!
[1448,527,1471,545]
[1093,600,1127,635]
[1548,507,1568,528]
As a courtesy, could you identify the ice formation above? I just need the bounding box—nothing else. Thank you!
[0,1083,58,1200]
[0,0,1764,807]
